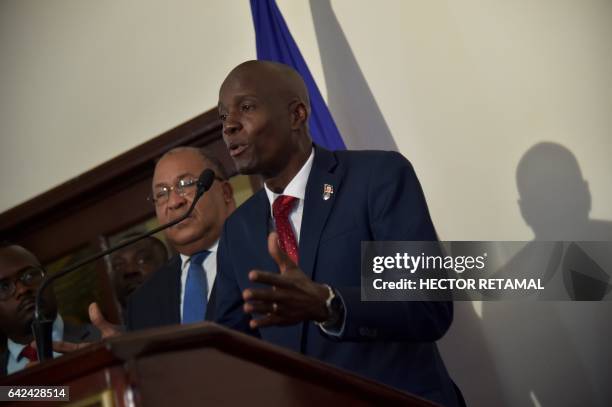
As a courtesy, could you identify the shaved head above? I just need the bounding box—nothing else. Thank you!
[0,245,40,269]
[221,60,310,115]
[158,146,229,180]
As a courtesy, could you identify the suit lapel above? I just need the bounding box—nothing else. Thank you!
[299,146,342,281]
[205,280,217,321]
[251,190,277,273]
[291,147,341,354]
[163,255,182,325]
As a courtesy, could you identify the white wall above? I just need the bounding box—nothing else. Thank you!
[1,1,611,405]
[0,0,256,212]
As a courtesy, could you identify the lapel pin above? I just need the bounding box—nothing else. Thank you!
[322,184,334,201]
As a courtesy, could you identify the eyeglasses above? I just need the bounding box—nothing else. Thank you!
[0,267,45,301]
[148,175,224,206]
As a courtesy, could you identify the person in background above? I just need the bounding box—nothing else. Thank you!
[110,234,168,311]
[0,243,100,375]
[125,147,236,330]
[48,146,236,351]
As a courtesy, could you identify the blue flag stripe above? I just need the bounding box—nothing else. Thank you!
[250,0,346,150]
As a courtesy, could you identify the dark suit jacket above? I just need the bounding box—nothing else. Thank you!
[1,320,99,376]
[215,146,460,406]
[126,255,216,331]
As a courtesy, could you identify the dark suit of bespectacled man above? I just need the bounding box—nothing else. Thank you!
[214,60,465,407]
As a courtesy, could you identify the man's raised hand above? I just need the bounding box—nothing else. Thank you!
[242,232,329,329]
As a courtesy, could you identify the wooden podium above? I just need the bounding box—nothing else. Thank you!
[0,323,437,406]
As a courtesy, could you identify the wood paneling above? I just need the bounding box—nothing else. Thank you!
[0,108,232,263]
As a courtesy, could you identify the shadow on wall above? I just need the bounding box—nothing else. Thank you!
[516,142,612,241]
[309,0,398,151]
[440,142,612,407]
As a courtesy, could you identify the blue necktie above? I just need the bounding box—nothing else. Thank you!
[182,250,210,324]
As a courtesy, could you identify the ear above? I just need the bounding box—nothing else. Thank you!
[289,100,308,130]
[221,180,235,206]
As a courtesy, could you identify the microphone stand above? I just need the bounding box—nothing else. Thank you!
[32,169,215,362]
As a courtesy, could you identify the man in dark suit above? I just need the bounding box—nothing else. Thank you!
[125,147,236,330]
[214,61,462,406]
[0,243,99,376]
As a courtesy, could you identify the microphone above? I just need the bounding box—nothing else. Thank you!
[32,168,216,362]
[195,167,215,200]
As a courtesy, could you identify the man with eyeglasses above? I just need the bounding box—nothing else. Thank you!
[124,146,236,330]
[0,243,99,375]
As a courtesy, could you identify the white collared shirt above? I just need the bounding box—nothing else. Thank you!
[6,314,64,375]
[179,240,218,322]
[264,148,315,241]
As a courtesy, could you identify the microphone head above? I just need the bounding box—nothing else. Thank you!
[196,169,215,195]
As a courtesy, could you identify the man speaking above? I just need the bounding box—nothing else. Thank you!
[215,60,462,407]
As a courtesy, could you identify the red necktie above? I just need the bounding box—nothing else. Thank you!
[273,195,299,264]
[20,344,38,362]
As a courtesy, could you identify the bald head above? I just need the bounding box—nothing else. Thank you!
[0,245,40,271]
[157,146,228,180]
[221,60,310,115]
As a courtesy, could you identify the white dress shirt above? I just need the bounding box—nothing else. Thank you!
[179,240,218,322]
[7,314,64,375]
[264,148,314,241]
